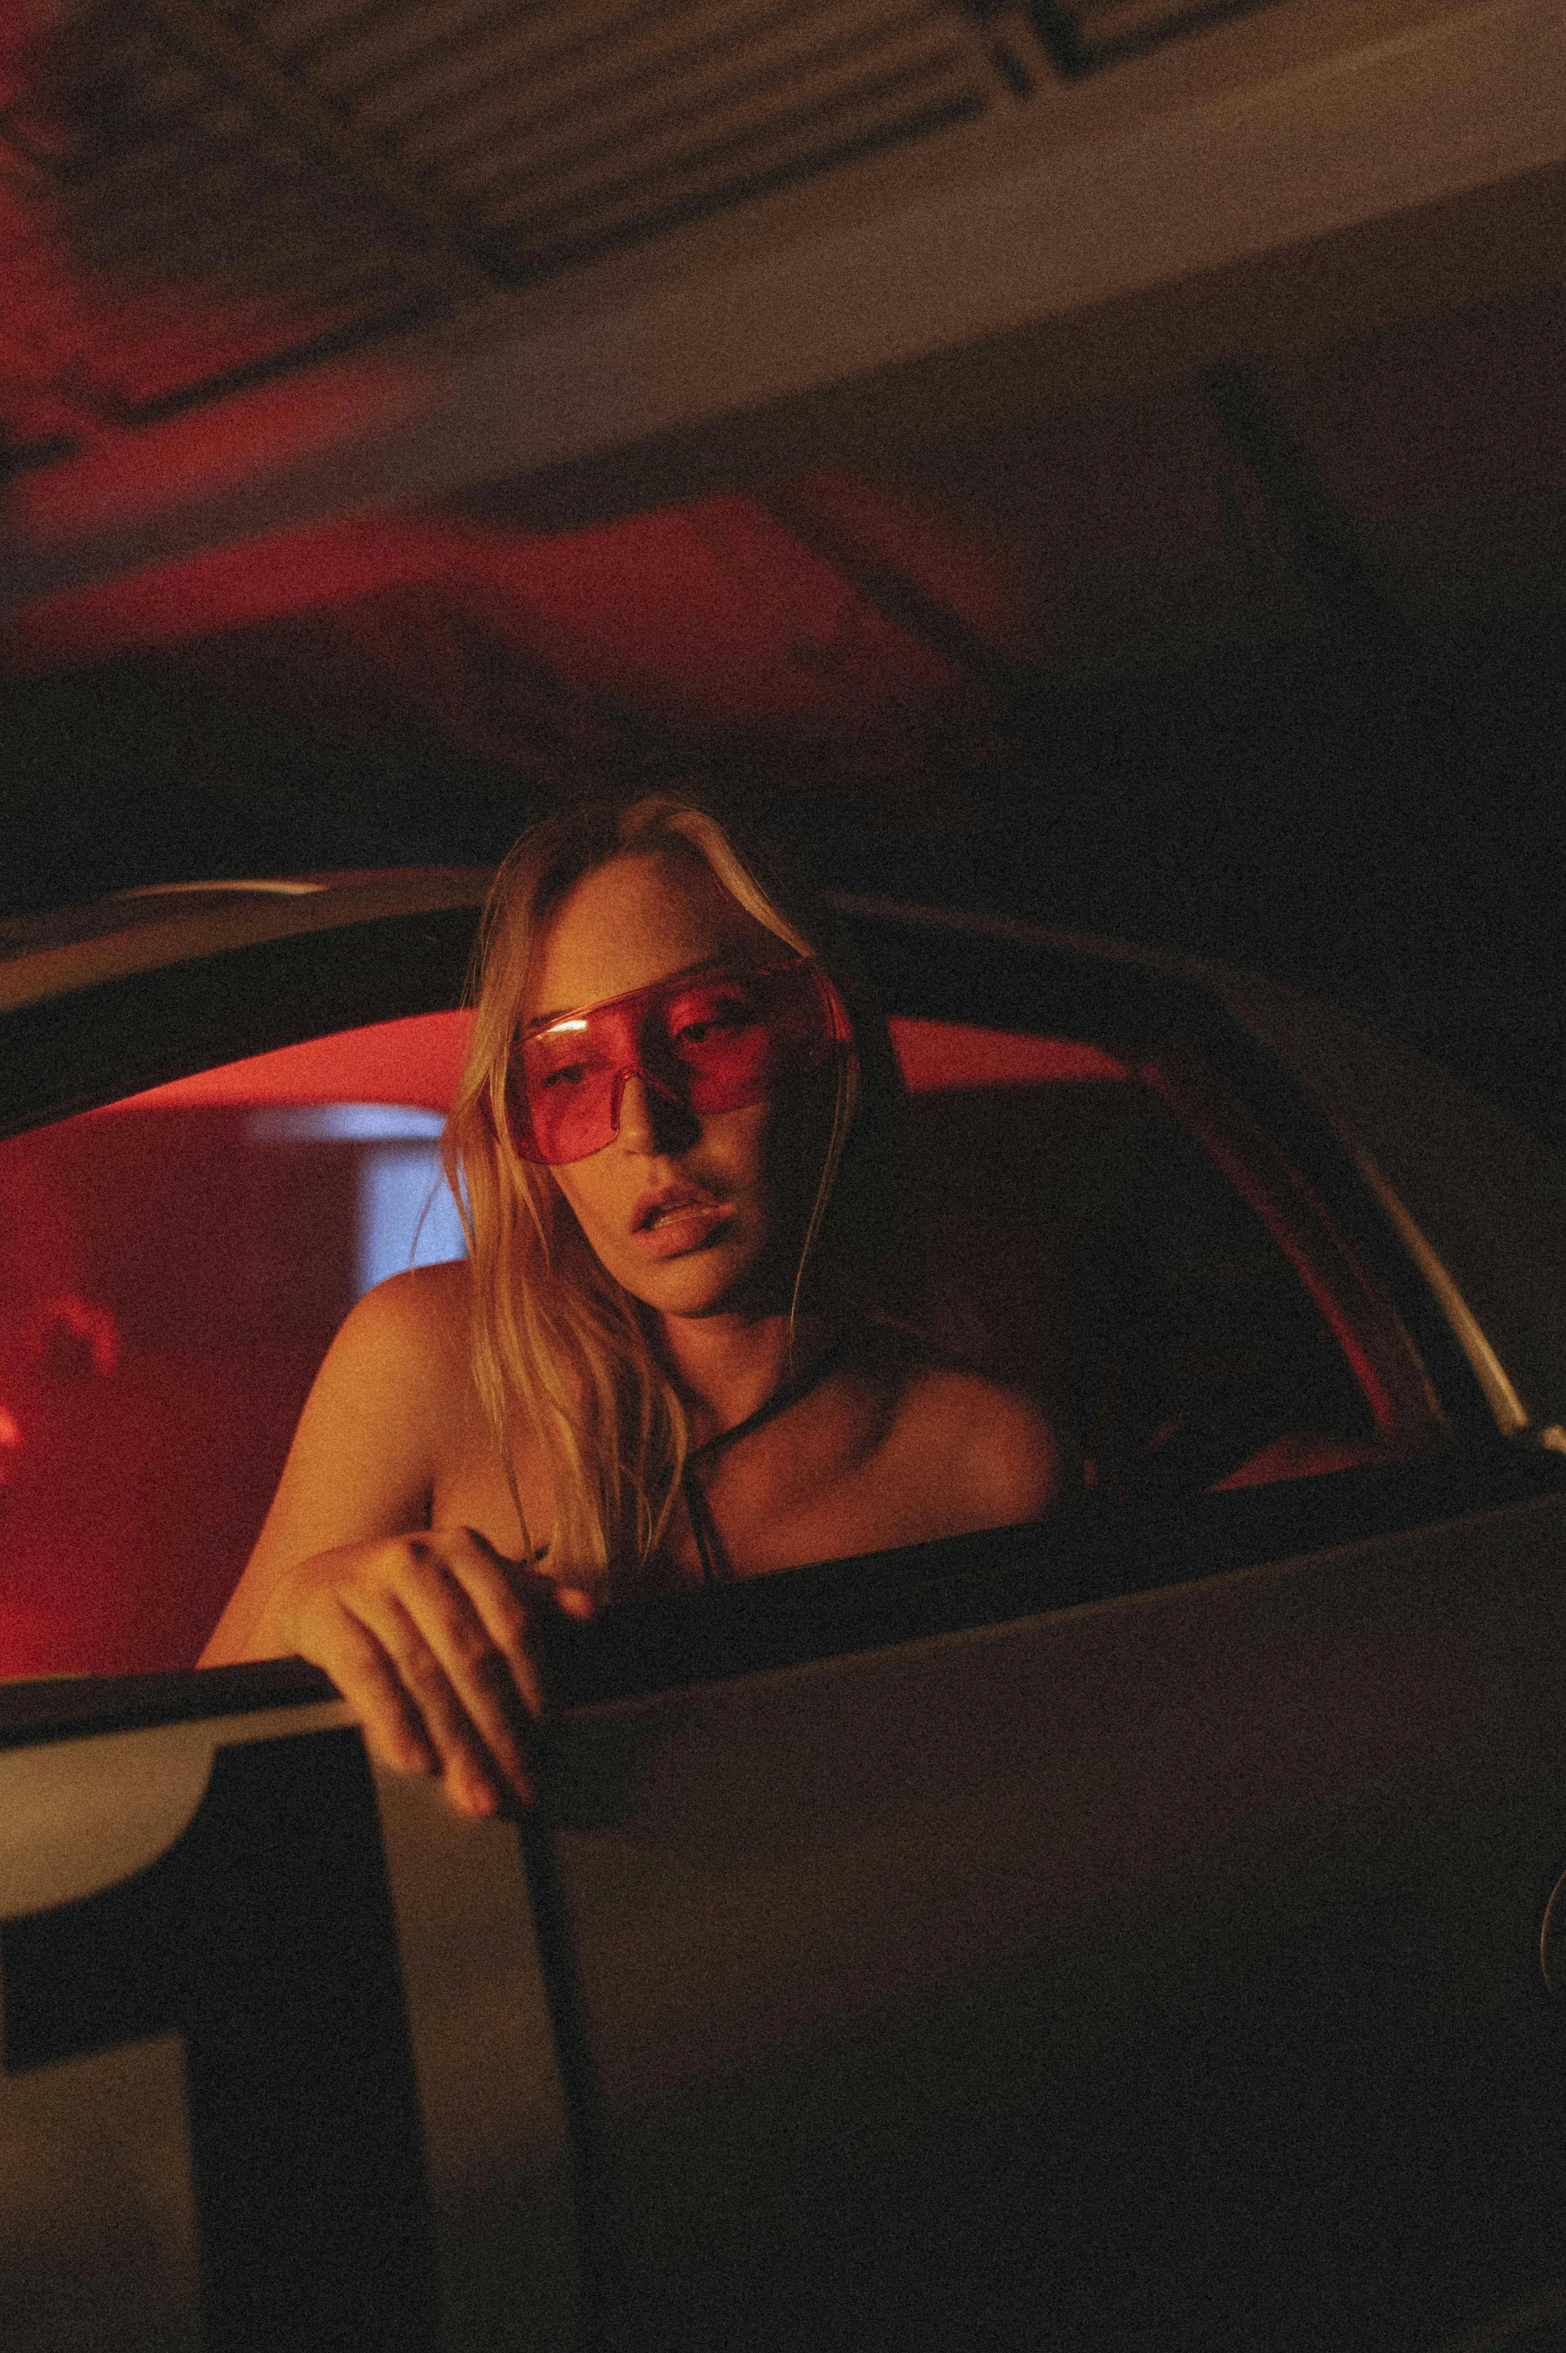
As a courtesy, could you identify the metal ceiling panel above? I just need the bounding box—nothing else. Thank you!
[0,0,1292,458]
[247,0,996,274]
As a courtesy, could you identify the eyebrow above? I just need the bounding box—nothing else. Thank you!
[524,954,752,1033]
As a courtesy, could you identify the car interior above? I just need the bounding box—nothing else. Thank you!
[0,995,1445,1680]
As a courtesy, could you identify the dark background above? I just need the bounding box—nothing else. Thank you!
[2,0,1563,1153]
[7,590,1562,1148]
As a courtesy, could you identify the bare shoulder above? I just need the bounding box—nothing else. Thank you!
[282,1260,476,1495]
[201,1259,479,1663]
[337,1258,472,1376]
[884,1352,1067,1528]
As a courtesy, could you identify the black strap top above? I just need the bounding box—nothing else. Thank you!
[679,1334,847,1586]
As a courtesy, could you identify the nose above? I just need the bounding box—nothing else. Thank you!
[613,1068,696,1155]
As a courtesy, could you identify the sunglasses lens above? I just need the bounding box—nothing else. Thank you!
[666,970,796,1104]
[516,1028,618,1164]
[514,962,838,1164]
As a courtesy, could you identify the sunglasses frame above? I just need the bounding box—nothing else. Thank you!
[507,955,847,1165]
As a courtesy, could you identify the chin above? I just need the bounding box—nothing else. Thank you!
[618,1243,773,1320]
[637,1265,756,1318]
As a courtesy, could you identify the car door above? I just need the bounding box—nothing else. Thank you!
[526,911,1566,2353]
[0,1674,583,2353]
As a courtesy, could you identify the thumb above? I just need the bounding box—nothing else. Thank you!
[460,1523,600,1619]
[485,1536,598,1619]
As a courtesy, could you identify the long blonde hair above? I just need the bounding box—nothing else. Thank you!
[440,793,904,1590]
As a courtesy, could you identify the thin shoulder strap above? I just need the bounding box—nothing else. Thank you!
[681,1458,726,1588]
[680,1333,848,1587]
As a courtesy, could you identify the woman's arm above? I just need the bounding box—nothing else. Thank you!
[202,1269,450,1663]
[201,1267,589,1815]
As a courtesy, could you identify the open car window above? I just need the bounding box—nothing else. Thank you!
[894,1020,1439,1498]
[0,992,1451,1685]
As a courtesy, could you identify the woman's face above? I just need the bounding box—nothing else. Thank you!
[522,847,834,1322]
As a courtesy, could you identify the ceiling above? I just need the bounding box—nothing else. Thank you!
[0,0,1562,809]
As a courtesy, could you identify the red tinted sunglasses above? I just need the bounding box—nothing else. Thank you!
[510,957,848,1165]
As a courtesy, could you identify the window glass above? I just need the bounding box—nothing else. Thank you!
[1226,971,1566,1433]
[0,1010,1434,1681]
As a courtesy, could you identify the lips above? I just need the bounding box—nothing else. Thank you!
[633,1184,724,1232]
[631,1185,733,1257]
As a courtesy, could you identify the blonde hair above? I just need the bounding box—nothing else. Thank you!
[440,793,903,1591]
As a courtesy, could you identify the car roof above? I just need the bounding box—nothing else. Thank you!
[0,864,1250,1021]
[0,869,496,1019]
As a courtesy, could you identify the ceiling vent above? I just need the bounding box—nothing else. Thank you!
[284,0,998,283]
[0,0,1277,455]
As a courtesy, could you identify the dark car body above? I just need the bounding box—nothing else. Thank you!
[3,872,1566,2353]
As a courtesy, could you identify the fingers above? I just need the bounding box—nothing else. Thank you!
[374,1594,529,1816]
[324,1610,440,1782]
[280,1531,596,1818]
[417,1530,596,1735]
[440,1533,549,1723]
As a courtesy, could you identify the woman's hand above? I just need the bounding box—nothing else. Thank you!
[246,1527,595,1816]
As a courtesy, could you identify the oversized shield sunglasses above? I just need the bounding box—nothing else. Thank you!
[509,956,848,1165]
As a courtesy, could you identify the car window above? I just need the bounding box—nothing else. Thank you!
[1222,969,1566,1438]
[893,1028,1439,1497]
[0,1006,1443,1682]
[0,1096,465,1680]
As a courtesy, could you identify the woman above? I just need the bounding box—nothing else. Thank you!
[202,795,1063,1811]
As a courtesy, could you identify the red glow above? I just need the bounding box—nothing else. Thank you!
[103,1009,1124,1115]
[445,495,957,735]
[15,366,430,542]
[892,1021,1126,1089]
[109,1011,475,1114]
[783,472,1045,661]
[26,1293,119,1377]
[8,500,962,738]
[6,477,1020,780]
[7,516,479,673]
